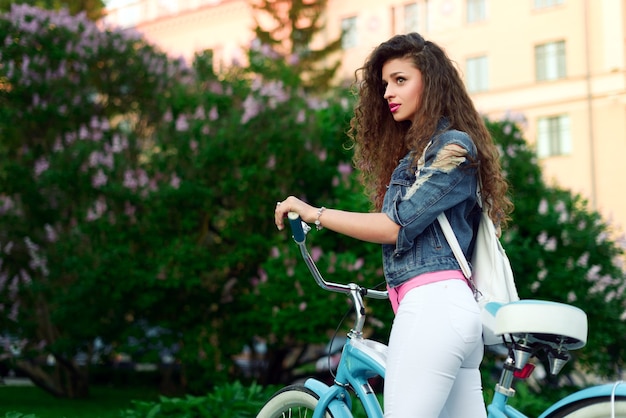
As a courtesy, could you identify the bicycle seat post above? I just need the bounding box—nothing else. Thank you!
[495,355,516,398]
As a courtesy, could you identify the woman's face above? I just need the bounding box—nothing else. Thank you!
[382,57,424,122]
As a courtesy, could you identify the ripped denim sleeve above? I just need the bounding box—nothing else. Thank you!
[384,139,478,254]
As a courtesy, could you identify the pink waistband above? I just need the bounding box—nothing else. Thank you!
[387,270,468,314]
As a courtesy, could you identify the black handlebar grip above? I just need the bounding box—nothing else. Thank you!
[288,212,305,243]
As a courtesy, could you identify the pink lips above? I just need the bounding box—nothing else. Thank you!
[389,103,400,113]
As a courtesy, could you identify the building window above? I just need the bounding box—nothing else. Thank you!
[467,0,486,23]
[404,3,419,32]
[535,40,566,81]
[341,16,358,49]
[537,115,571,157]
[466,55,488,92]
[534,0,564,9]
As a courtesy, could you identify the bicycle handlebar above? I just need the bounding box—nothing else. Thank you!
[287,211,388,300]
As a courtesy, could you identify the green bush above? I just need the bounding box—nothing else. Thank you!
[120,381,274,418]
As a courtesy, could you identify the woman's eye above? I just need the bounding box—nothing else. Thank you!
[396,77,406,84]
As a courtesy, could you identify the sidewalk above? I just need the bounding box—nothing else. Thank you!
[0,377,34,386]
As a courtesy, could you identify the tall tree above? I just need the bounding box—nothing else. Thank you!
[0,0,105,20]
[249,0,343,92]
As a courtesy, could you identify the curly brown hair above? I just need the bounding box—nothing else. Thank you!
[347,32,512,227]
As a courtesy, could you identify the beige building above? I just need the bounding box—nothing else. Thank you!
[106,0,626,234]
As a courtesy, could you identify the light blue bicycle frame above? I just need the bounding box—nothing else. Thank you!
[303,340,626,418]
[287,213,626,418]
[307,333,387,418]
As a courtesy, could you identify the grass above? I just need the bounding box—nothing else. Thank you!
[0,384,160,418]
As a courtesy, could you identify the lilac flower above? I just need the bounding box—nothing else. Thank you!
[537,198,548,215]
[544,237,557,252]
[567,291,577,303]
[506,145,516,157]
[208,82,223,95]
[8,275,18,298]
[137,169,149,187]
[25,237,48,277]
[53,138,64,152]
[101,152,114,169]
[311,246,322,262]
[112,133,127,153]
[20,269,31,286]
[537,269,547,281]
[89,116,100,130]
[8,302,19,322]
[537,231,548,245]
[209,106,218,121]
[577,252,590,267]
[170,174,181,189]
[89,151,102,168]
[194,106,205,120]
[92,169,107,188]
[124,201,136,217]
[65,131,77,145]
[86,196,107,221]
[241,95,260,123]
[45,224,58,243]
[353,258,364,270]
[176,114,189,131]
[338,162,352,176]
[0,195,15,215]
[296,109,306,123]
[586,265,602,282]
[270,246,280,258]
[266,155,276,169]
[34,157,49,177]
[123,170,138,190]
[79,125,89,140]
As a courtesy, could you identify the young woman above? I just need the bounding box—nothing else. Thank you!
[274,32,512,417]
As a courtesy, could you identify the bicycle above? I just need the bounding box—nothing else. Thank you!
[257,212,626,418]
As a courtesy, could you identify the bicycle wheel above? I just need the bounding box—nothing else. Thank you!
[546,396,626,417]
[257,384,334,418]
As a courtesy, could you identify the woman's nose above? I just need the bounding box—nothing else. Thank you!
[384,85,393,99]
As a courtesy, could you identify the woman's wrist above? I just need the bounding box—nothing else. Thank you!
[315,206,326,230]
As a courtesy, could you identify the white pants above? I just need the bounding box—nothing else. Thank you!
[383,279,487,418]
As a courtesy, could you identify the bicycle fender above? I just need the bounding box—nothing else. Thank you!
[539,382,626,418]
[305,378,353,418]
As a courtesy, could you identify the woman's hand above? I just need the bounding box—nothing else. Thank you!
[274,196,318,231]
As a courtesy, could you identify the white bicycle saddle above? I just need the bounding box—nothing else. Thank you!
[487,300,588,350]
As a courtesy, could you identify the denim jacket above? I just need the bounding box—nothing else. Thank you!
[381,119,481,288]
